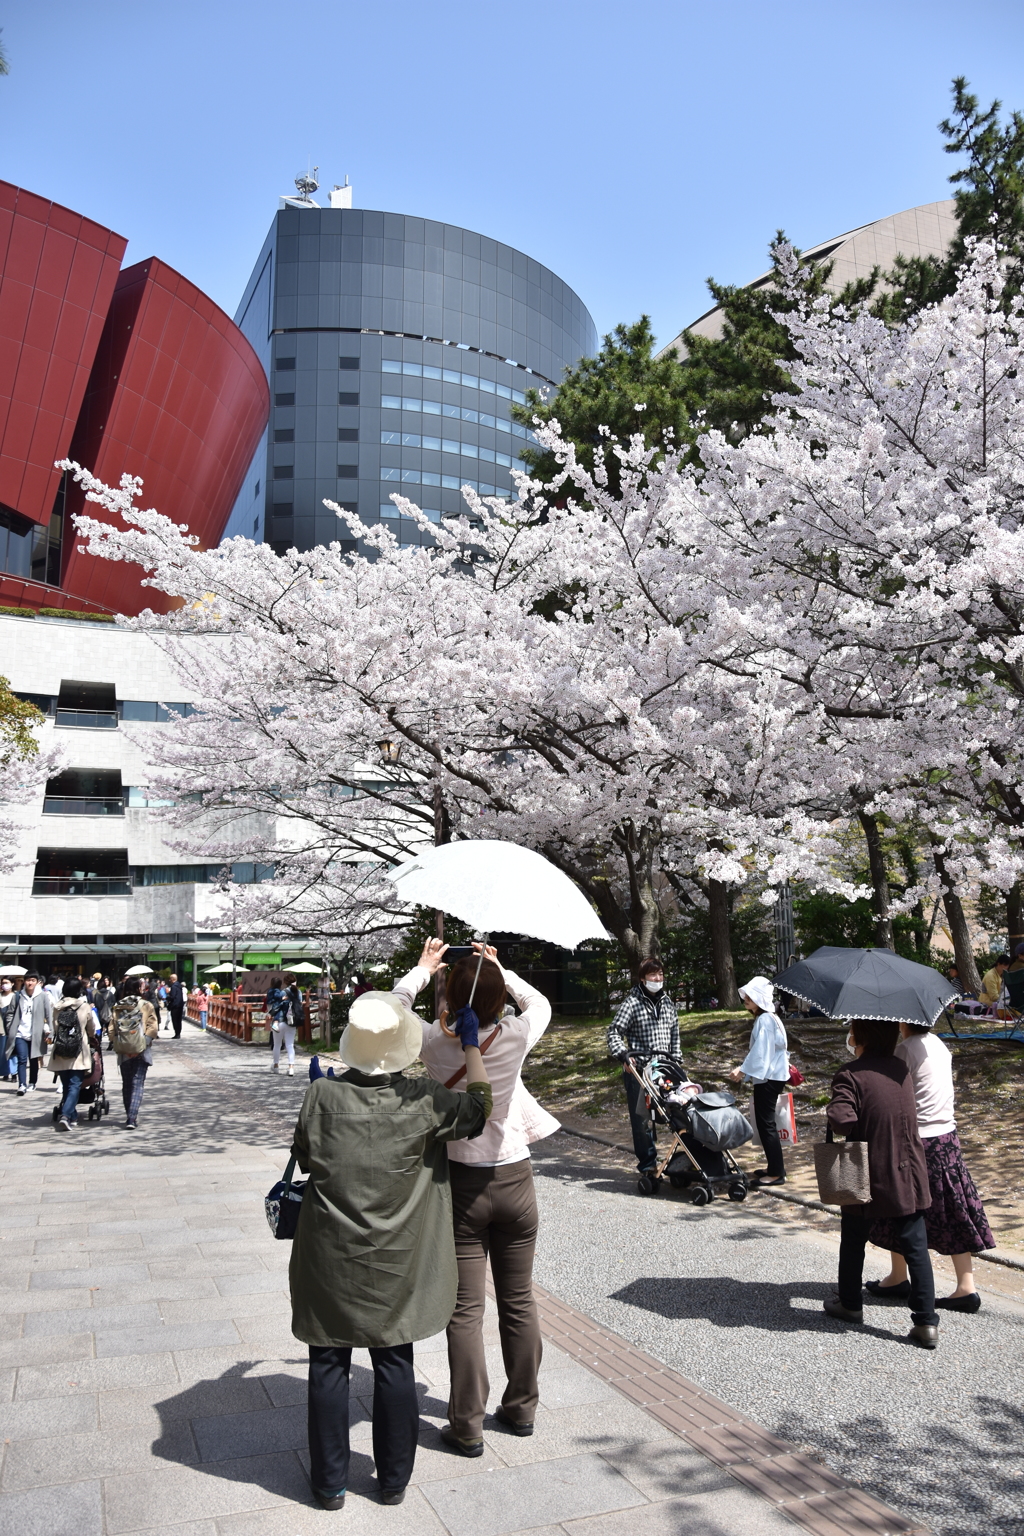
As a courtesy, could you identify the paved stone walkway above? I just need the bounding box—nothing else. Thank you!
[0,1021,970,1536]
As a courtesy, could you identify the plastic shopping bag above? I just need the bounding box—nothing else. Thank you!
[749,1090,798,1147]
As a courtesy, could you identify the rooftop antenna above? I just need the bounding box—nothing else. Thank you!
[294,164,320,200]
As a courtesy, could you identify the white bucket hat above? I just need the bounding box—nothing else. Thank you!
[340,991,423,1076]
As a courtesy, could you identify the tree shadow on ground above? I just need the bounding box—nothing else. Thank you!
[780,1396,1024,1536]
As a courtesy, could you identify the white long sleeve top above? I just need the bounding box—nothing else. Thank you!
[895,1030,956,1138]
[394,964,560,1166]
[738,1010,789,1084]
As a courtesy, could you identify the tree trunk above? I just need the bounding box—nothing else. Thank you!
[932,846,982,995]
[858,811,894,951]
[707,879,741,1008]
[1007,880,1024,956]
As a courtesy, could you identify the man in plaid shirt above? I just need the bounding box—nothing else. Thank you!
[607,958,680,1176]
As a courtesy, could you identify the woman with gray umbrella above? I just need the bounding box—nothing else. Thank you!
[866,1018,994,1313]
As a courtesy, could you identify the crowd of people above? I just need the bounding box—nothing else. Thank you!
[1,968,201,1129]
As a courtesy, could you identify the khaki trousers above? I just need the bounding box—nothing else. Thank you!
[447,1158,542,1440]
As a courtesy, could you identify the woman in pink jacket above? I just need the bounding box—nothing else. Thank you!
[395,939,558,1456]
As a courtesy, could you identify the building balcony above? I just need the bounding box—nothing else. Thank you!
[42,796,125,816]
[31,875,133,896]
[54,708,119,730]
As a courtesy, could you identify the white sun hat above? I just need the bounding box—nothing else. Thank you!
[340,991,424,1076]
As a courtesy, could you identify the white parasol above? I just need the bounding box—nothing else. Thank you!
[0,964,27,977]
[387,840,610,950]
[282,961,322,974]
[203,962,250,974]
[123,964,154,977]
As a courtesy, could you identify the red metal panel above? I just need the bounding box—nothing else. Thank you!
[0,181,126,524]
[63,257,268,614]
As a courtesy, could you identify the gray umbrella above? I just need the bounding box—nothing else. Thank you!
[773,946,959,1027]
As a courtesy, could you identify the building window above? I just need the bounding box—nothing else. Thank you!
[254,480,260,497]
[338,428,358,442]
[381,359,527,403]
[275,393,295,406]
[337,465,358,479]
[339,356,359,370]
[274,429,294,443]
[276,358,295,371]
[339,392,359,406]
[274,465,294,479]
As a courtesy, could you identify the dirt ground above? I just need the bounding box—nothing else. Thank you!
[520,1010,1024,1256]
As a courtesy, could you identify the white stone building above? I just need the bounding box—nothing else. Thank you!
[0,611,316,983]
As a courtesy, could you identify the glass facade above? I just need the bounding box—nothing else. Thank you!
[223,208,597,552]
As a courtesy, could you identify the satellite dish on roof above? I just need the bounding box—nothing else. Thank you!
[294,166,320,200]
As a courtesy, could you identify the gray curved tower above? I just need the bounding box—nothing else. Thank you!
[225,199,597,551]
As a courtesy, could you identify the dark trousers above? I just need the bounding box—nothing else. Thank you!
[839,1206,938,1326]
[752,1080,789,1178]
[120,1056,149,1122]
[448,1159,542,1440]
[307,1343,418,1495]
[170,1007,184,1038]
[58,1069,85,1123]
[12,1039,40,1088]
[624,1067,657,1173]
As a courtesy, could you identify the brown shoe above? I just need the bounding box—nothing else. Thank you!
[823,1296,864,1324]
[494,1404,534,1437]
[908,1324,938,1349]
[440,1424,483,1457]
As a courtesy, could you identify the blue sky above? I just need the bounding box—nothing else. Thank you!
[4,1,1024,350]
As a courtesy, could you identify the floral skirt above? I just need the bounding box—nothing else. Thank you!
[871,1131,994,1256]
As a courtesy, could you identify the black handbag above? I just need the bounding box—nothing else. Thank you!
[264,1154,307,1239]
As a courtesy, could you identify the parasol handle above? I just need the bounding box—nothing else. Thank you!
[439,935,489,1036]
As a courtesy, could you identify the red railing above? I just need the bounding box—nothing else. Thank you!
[187,993,321,1045]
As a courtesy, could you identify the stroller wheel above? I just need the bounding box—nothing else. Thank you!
[728,1181,748,1202]
[637,1175,660,1196]
[690,1185,711,1206]
[668,1173,687,1189]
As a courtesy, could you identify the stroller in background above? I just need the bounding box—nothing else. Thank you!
[51,1037,110,1125]
[625,1055,752,1205]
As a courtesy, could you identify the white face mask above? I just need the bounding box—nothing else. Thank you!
[0,981,10,993]
[643,979,663,994]
[845,1031,857,1056]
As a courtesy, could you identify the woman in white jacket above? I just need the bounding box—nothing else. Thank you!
[729,975,789,1187]
[394,939,558,1457]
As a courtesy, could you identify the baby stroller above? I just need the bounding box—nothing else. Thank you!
[625,1055,752,1206]
[51,1039,110,1126]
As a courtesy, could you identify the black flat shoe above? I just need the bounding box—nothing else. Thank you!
[440,1424,484,1457]
[380,1487,406,1504]
[313,1489,346,1510]
[494,1404,534,1436]
[864,1279,912,1299]
[754,1175,786,1187]
[936,1292,981,1313]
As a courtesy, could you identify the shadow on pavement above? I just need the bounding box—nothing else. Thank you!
[608,1275,898,1339]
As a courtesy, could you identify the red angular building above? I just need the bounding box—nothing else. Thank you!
[0,181,269,616]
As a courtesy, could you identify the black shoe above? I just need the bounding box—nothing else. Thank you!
[936,1292,981,1313]
[908,1324,939,1348]
[313,1488,346,1510]
[864,1279,912,1299]
[380,1488,406,1504]
[823,1296,864,1324]
[440,1424,484,1457]
[494,1404,534,1436]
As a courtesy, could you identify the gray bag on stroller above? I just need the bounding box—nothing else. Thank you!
[687,1091,753,1152]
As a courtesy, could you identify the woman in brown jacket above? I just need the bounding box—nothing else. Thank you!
[823,1016,939,1348]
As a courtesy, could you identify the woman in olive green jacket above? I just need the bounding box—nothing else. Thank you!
[289,986,491,1511]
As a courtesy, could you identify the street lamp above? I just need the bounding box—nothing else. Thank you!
[377,738,402,765]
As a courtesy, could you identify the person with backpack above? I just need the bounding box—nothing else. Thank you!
[107,977,159,1129]
[265,976,296,1075]
[45,979,100,1131]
